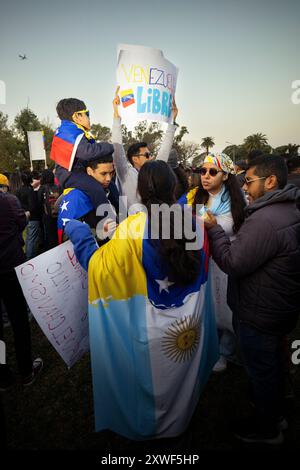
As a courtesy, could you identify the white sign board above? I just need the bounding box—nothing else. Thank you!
[15,241,89,368]
[27,131,46,162]
[117,44,178,125]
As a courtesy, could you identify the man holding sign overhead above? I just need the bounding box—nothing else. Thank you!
[112,44,179,211]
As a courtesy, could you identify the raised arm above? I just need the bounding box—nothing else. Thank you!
[76,139,114,162]
[156,98,178,162]
[111,86,130,183]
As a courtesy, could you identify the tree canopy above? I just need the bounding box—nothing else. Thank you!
[0,108,298,173]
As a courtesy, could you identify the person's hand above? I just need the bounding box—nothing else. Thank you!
[203,210,217,230]
[172,97,178,122]
[97,218,118,240]
[113,86,120,119]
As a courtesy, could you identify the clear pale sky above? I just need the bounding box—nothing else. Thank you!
[0,0,299,152]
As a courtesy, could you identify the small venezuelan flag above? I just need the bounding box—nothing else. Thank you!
[120,89,135,108]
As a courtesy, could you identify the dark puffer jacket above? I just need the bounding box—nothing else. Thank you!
[207,184,300,335]
[0,192,27,273]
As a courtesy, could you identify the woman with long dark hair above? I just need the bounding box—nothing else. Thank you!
[179,153,246,372]
[64,160,218,441]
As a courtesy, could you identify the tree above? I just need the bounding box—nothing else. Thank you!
[119,121,164,155]
[274,144,299,158]
[14,108,41,141]
[201,137,215,155]
[222,144,247,162]
[134,121,163,154]
[13,108,42,167]
[243,133,269,153]
[0,112,24,172]
[90,123,111,142]
[191,152,207,168]
[177,141,201,166]
[174,126,189,145]
[41,120,55,168]
[121,124,134,150]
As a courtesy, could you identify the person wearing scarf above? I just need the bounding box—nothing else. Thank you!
[179,153,246,372]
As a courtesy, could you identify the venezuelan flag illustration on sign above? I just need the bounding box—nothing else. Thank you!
[120,88,135,108]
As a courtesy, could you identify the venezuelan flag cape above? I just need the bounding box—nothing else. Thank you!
[79,211,218,441]
[178,186,198,208]
[57,188,93,244]
[50,120,85,170]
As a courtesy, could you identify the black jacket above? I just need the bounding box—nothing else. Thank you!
[16,186,41,221]
[0,192,27,273]
[207,184,300,335]
[288,173,300,190]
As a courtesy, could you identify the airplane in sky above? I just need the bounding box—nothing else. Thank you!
[18,54,27,60]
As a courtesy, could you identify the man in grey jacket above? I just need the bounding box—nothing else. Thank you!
[111,88,178,212]
[205,155,300,445]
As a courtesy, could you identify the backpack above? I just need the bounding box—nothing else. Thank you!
[43,185,60,218]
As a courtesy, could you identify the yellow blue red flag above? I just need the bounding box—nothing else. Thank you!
[65,212,218,440]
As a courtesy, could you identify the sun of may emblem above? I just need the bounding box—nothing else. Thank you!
[161,313,201,363]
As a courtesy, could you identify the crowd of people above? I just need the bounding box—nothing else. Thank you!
[0,93,300,448]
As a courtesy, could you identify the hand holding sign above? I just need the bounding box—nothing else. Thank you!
[113,86,121,119]
[172,97,178,122]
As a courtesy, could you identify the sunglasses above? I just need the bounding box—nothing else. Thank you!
[244,176,266,185]
[199,167,223,177]
[134,152,152,159]
[73,109,90,118]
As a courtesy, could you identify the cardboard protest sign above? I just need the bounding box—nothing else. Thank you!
[15,241,89,368]
[117,44,178,124]
[27,131,47,170]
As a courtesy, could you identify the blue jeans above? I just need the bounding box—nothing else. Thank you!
[25,220,40,259]
[235,321,285,429]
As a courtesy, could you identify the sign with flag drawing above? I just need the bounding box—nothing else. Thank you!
[15,241,89,368]
[116,44,178,125]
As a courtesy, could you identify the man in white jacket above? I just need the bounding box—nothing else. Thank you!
[112,88,178,211]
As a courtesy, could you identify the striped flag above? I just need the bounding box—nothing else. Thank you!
[120,88,135,108]
[84,211,219,440]
[50,120,85,170]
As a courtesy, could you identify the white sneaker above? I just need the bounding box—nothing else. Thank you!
[213,356,227,373]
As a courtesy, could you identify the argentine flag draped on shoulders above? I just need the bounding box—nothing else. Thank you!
[65,212,219,441]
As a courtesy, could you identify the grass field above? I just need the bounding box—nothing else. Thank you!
[1,317,300,452]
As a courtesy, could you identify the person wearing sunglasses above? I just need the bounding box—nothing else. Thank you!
[51,98,117,214]
[204,154,300,445]
[111,87,178,210]
[179,153,246,373]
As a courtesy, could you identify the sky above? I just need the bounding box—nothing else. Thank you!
[0,0,299,152]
